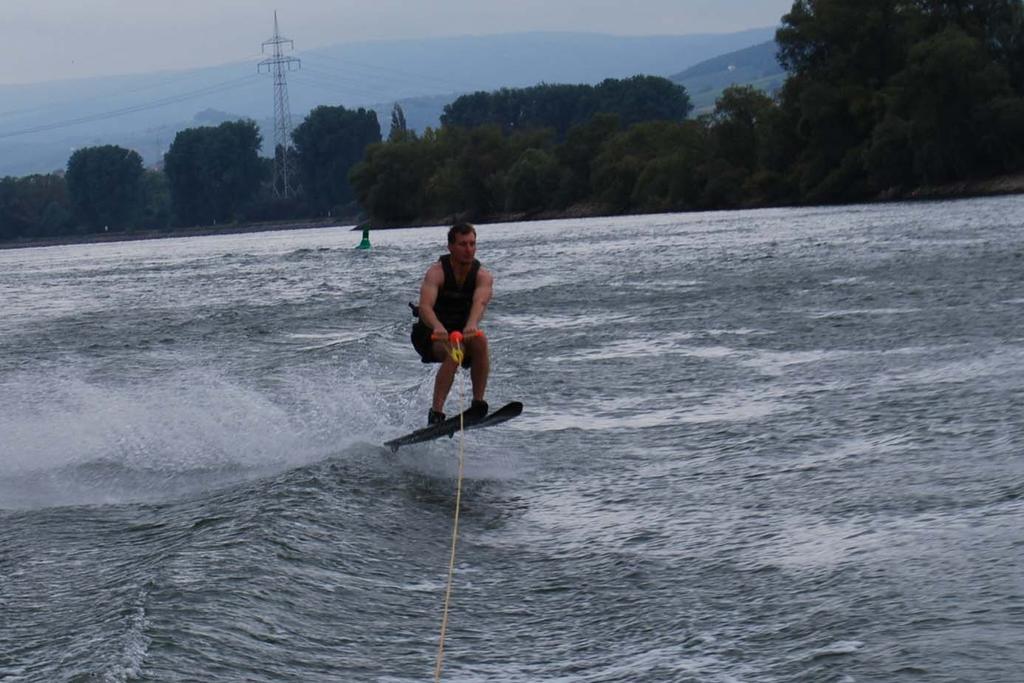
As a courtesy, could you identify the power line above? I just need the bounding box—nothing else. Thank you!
[0,76,261,140]
[0,70,209,121]
[300,52,479,92]
[290,70,426,103]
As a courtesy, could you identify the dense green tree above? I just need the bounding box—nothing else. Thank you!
[66,145,145,231]
[886,26,1017,183]
[778,0,910,87]
[709,86,779,173]
[164,120,264,225]
[631,150,703,213]
[975,95,1024,172]
[442,86,582,136]
[698,158,751,209]
[864,114,915,191]
[352,123,560,223]
[40,200,74,236]
[505,148,561,212]
[594,75,695,125]
[422,156,465,220]
[0,178,17,240]
[441,77,691,139]
[591,121,707,211]
[776,0,910,200]
[0,174,73,240]
[554,113,622,207]
[350,134,441,223]
[702,86,798,206]
[777,0,1024,198]
[292,105,381,214]
[388,103,410,142]
[447,124,515,217]
[914,0,1024,89]
[140,169,172,230]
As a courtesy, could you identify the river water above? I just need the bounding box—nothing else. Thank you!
[1,197,1022,682]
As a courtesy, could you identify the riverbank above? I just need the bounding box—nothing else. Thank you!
[880,172,1024,201]
[0,218,346,251]
[3,173,1022,251]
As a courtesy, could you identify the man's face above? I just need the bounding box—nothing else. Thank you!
[449,232,477,265]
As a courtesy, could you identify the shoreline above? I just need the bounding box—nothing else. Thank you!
[896,172,1024,201]
[3,174,1022,251]
[0,218,348,251]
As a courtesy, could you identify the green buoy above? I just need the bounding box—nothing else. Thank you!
[356,226,371,249]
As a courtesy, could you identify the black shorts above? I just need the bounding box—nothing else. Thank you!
[411,322,471,368]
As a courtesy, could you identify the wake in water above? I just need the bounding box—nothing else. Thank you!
[0,363,395,509]
[0,357,521,510]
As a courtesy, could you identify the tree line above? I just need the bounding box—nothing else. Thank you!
[0,106,381,242]
[3,0,1023,242]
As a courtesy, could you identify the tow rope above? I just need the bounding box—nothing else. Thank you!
[434,331,467,681]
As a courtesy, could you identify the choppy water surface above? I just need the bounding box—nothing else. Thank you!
[1,197,1022,682]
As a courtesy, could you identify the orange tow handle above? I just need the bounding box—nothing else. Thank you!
[429,330,484,364]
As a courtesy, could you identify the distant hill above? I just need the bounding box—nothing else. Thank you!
[0,29,777,176]
[670,40,786,112]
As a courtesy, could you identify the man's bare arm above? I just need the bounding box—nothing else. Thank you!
[418,263,446,333]
[464,269,493,334]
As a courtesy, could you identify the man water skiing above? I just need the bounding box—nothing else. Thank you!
[411,222,493,425]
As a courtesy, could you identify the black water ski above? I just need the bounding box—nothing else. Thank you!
[384,401,523,452]
[464,401,523,431]
[383,403,487,452]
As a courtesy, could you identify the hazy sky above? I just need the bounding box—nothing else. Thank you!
[5,0,795,85]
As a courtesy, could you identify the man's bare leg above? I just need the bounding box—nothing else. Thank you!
[467,335,490,403]
[431,340,458,413]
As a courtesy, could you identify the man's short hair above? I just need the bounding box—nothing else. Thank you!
[448,222,476,244]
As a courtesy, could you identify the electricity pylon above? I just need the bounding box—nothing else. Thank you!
[258,11,300,198]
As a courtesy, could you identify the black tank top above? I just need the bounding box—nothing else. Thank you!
[434,254,480,331]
